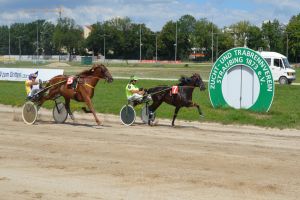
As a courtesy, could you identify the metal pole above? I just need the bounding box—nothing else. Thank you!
[155,34,158,62]
[18,37,21,59]
[286,33,289,58]
[175,21,177,62]
[211,27,214,64]
[216,34,219,60]
[8,25,11,60]
[36,21,39,63]
[139,24,142,62]
[103,35,106,60]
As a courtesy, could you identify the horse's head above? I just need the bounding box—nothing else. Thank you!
[190,73,206,91]
[91,64,113,83]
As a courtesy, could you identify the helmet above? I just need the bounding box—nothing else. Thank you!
[29,71,38,80]
[130,75,138,81]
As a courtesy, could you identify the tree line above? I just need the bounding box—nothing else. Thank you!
[0,13,300,62]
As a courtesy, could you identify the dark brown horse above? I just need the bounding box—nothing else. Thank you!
[147,73,206,126]
[38,64,113,125]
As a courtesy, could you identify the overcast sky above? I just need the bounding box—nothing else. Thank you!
[0,0,299,31]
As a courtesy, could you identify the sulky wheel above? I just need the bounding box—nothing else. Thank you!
[22,101,38,125]
[52,102,68,123]
[120,105,136,126]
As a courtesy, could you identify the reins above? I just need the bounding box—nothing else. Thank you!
[36,79,67,95]
[147,85,198,96]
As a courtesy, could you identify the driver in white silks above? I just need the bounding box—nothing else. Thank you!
[25,71,43,100]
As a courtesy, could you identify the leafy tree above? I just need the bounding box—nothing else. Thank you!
[193,18,218,61]
[286,13,300,62]
[247,25,264,50]
[177,15,196,60]
[229,21,251,47]
[53,17,83,60]
[261,19,284,53]
[0,26,9,55]
[159,21,176,60]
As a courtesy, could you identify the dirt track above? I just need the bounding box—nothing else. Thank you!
[0,104,300,200]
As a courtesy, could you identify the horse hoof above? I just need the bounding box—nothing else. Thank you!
[70,115,75,121]
[200,114,205,118]
[96,121,103,126]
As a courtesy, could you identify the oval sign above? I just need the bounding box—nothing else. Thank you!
[209,47,274,112]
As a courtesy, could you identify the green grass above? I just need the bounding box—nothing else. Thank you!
[2,61,299,83]
[295,68,300,83]
[1,80,299,129]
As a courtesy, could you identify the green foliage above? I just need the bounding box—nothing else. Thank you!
[1,13,300,62]
[261,19,285,53]
[53,17,83,58]
[1,80,299,129]
[286,13,300,62]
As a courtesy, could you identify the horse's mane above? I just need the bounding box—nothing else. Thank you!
[178,75,192,86]
[77,64,106,76]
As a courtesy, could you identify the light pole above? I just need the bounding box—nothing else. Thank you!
[151,33,158,62]
[8,25,11,61]
[175,21,177,62]
[36,20,39,63]
[99,34,109,60]
[286,32,289,58]
[104,34,106,60]
[211,27,214,64]
[16,36,23,60]
[216,33,219,59]
[155,34,158,62]
[139,24,142,62]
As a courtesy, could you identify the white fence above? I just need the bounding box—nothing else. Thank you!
[0,55,141,64]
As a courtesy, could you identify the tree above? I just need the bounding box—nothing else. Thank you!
[193,18,218,61]
[159,21,176,60]
[261,19,284,53]
[247,25,264,50]
[286,13,300,62]
[229,21,252,47]
[0,26,9,55]
[177,15,196,60]
[53,17,83,61]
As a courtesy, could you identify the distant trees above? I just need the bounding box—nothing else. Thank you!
[286,14,300,62]
[53,17,83,60]
[0,13,300,62]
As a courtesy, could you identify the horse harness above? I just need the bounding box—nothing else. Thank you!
[66,76,96,90]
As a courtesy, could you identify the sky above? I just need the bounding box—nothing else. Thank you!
[0,0,299,31]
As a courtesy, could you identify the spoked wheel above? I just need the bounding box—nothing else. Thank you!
[52,102,68,123]
[22,101,38,125]
[120,105,136,126]
[141,105,156,125]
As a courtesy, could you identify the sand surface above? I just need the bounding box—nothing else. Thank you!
[0,104,299,200]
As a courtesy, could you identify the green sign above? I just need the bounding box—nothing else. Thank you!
[209,47,274,112]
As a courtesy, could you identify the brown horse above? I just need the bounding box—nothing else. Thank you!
[147,73,206,126]
[38,64,113,125]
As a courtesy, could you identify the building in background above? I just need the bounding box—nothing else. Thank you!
[83,25,92,39]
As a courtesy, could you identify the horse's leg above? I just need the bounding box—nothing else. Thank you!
[80,90,101,126]
[172,106,181,127]
[148,100,163,113]
[191,102,204,118]
[64,97,74,120]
